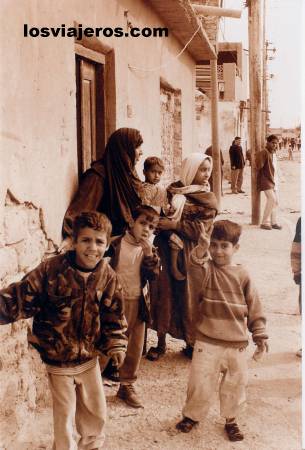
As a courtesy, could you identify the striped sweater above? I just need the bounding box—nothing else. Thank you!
[291,218,301,285]
[190,258,267,347]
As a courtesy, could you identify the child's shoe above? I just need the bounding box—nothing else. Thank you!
[176,416,198,433]
[117,384,143,408]
[224,421,244,441]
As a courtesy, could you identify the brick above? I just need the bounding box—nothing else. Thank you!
[4,206,28,244]
[0,247,18,282]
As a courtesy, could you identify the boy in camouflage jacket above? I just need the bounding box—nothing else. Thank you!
[0,211,127,450]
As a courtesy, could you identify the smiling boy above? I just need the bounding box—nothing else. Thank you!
[176,220,268,442]
[0,211,127,450]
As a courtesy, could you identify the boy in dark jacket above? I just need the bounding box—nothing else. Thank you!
[110,205,160,408]
[229,137,245,194]
[256,134,281,230]
[0,211,127,450]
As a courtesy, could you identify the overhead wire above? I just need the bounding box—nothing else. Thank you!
[128,23,201,72]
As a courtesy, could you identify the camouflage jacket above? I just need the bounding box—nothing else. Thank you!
[0,252,128,367]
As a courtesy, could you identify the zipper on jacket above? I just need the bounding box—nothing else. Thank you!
[77,279,87,360]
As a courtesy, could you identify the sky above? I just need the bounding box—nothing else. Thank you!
[220,0,303,129]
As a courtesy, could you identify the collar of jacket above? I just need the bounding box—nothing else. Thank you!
[65,250,106,277]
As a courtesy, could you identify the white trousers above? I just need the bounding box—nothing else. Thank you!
[182,340,248,422]
[48,362,106,450]
[262,188,279,226]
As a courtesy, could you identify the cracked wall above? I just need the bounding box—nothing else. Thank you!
[0,191,54,439]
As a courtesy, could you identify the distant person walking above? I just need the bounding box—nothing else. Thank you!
[256,134,282,230]
[229,137,245,194]
[288,143,293,161]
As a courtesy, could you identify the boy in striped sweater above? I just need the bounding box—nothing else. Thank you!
[176,220,268,442]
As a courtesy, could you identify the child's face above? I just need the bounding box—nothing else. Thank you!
[144,164,163,185]
[73,227,108,269]
[130,214,158,242]
[192,159,211,185]
[209,238,239,267]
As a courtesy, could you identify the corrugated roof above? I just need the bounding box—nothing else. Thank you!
[148,0,217,61]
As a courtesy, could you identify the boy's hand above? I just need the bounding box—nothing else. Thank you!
[139,238,153,256]
[111,351,126,368]
[198,223,210,251]
[252,340,269,361]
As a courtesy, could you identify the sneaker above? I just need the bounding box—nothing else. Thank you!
[238,190,245,193]
[117,384,143,408]
[176,416,198,433]
[260,224,272,230]
[225,422,244,441]
[272,224,282,230]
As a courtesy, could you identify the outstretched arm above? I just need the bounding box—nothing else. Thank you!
[0,263,45,324]
[190,223,211,266]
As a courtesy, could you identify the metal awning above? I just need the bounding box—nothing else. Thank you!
[148,0,217,61]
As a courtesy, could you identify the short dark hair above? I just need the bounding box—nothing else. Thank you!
[211,220,242,245]
[267,134,279,142]
[131,205,160,223]
[235,136,241,140]
[72,211,112,243]
[143,156,165,172]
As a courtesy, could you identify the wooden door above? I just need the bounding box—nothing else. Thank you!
[76,57,105,177]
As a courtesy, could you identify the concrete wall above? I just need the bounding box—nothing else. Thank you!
[196,94,248,174]
[0,0,196,244]
[0,192,51,440]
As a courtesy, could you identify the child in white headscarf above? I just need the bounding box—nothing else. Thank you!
[166,153,212,280]
[147,153,218,361]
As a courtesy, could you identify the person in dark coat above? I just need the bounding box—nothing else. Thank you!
[256,134,281,230]
[61,127,144,245]
[229,137,245,194]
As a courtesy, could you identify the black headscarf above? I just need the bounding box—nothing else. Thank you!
[101,128,144,235]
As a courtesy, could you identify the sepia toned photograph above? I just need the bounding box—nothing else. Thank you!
[0,1,302,449]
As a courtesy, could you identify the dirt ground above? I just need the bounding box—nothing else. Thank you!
[1,151,302,450]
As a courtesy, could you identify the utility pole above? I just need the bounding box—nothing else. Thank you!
[193,4,242,208]
[210,58,221,206]
[247,0,263,225]
[262,0,267,144]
